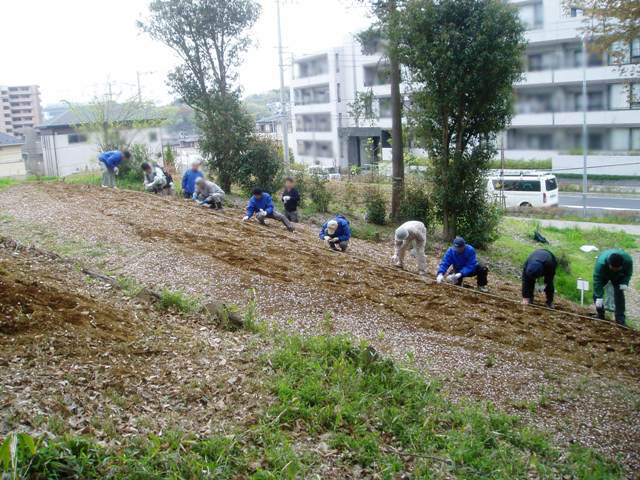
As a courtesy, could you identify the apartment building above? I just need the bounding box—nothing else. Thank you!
[289,0,640,174]
[0,85,43,139]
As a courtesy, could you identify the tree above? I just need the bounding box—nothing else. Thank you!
[236,137,283,195]
[66,88,159,152]
[399,0,526,241]
[357,0,406,221]
[139,0,261,192]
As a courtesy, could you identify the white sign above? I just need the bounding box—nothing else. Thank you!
[577,279,589,291]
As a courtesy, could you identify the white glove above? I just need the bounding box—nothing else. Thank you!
[324,236,331,241]
[324,239,331,248]
[522,298,530,305]
[283,196,290,202]
[391,255,401,266]
[259,209,266,215]
[242,216,249,222]
[619,284,629,291]
[436,274,444,284]
[330,237,340,243]
[595,298,604,308]
[113,167,119,175]
[447,273,461,283]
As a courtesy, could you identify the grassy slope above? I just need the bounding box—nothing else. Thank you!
[8,335,622,479]
[489,218,637,305]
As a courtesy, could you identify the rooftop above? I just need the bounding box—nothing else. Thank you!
[0,132,23,146]
[39,103,165,130]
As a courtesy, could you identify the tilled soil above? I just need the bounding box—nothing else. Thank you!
[1,182,640,473]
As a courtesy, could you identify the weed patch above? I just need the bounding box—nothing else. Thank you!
[158,289,200,313]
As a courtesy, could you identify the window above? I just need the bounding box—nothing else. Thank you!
[632,83,640,109]
[632,129,640,150]
[149,131,158,142]
[545,178,557,191]
[364,64,391,86]
[316,141,333,158]
[570,7,583,17]
[337,83,341,103]
[575,91,605,111]
[518,2,543,30]
[335,53,340,72]
[492,180,541,192]
[68,133,87,144]
[378,97,392,118]
[632,38,640,64]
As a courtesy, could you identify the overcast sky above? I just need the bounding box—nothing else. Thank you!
[1,0,371,106]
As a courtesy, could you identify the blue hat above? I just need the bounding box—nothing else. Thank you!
[453,236,465,248]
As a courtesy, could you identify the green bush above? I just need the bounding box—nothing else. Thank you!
[117,143,149,181]
[308,175,332,213]
[397,181,432,230]
[456,199,502,250]
[236,137,283,196]
[364,187,387,225]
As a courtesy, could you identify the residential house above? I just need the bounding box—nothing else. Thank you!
[0,132,26,178]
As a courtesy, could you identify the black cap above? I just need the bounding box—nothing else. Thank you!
[252,187,263,196]
[141,162,151,170]
[453,236,465,248]
[609,253,624,268]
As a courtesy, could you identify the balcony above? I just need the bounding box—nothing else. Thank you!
[517,65,623,87]
[511,109,640,127]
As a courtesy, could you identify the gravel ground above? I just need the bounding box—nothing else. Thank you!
[1,182,639,475]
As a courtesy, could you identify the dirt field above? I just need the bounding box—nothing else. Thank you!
[1,182,639,473]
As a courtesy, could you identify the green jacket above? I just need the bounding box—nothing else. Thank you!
[593,249,633,298]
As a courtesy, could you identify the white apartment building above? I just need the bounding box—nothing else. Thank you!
[289,0,640,174]
[0,85,43,139]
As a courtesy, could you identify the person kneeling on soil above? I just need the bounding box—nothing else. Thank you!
[521,249,557,308]
[593,249,633,326]
[194,177,224,209]
[392,221,427,276]
[319,214,351,252]
[242,188,294,232]
[141,162,170,195]
[181,160,204,199]
[98,149,130,188]
[436,236,488,292]
[281,176,301,223]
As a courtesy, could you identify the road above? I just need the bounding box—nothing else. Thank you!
[559,193,640,212]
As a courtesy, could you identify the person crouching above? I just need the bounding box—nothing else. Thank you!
[320,214,351,252]
[194,177,224,209]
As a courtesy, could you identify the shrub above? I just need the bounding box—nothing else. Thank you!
[397,181,432,230]
[456,198,502,249]
[308,174,332,213]
[291,171,308,207]
[236,137,283,195]
[342,178,359,214]
[364,187,387,225]
[117,143,149,181]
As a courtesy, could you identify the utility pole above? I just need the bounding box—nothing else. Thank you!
[276,0,290,172]
[581,35,588,217]
[388,0,404,221]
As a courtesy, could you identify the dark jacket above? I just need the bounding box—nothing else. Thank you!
[281,187,300,212]
[593,249,633,297]
[522,249,557,301]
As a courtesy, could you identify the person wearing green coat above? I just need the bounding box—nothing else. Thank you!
[593,249,633,325]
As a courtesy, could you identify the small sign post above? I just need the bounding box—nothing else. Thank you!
[577,278,589,306]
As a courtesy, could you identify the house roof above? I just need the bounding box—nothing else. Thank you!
[256,114,282,124]
[0,132,23,146]
[39,103,165,130]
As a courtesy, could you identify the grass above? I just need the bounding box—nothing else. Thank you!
[64,172,144,191]
[489,218,637,305]
[508,208,640,225]
[7,334,622,479]
[158,288,201,313]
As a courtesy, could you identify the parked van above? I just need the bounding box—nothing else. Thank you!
[487,170,559,208]
[308,165,341,181]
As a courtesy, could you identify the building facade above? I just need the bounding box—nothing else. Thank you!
[289,0,640,174]
[0,85,43,139]
[0,132,26,178]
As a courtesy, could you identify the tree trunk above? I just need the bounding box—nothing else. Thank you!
[388,0,404,221]
[443,208,456,241]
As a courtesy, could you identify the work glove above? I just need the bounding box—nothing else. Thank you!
[436,274,444,284]
[447,273,461,283]
[113,167,119,175]
[283,196,290,202]
[242,216,249,222]
[522,298,530,305]
[324,239,331,248]
[619,284,629,291]
[391,255,401,266]
[330,237,340,243]
[259,209,266,215]
[323,236,331,241]
[595,298,604,308]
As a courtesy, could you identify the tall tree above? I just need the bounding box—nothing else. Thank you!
[139,0,261,192]
[399,0,525,241]
[357,0,405,221]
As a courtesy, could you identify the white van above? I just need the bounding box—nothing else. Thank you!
[487,170,559,208]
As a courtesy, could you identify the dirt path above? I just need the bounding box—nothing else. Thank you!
[1,182,639,473]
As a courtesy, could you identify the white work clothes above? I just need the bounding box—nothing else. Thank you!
[393,221,427,274]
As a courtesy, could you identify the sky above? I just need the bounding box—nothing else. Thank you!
[0,0,371,107]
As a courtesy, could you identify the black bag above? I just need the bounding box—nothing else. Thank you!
[158,166,173,188]
[533,230,548,244]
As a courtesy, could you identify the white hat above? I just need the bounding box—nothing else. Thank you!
[326,219,338,235]
[395,226,409,241]
[195,177,205,184]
